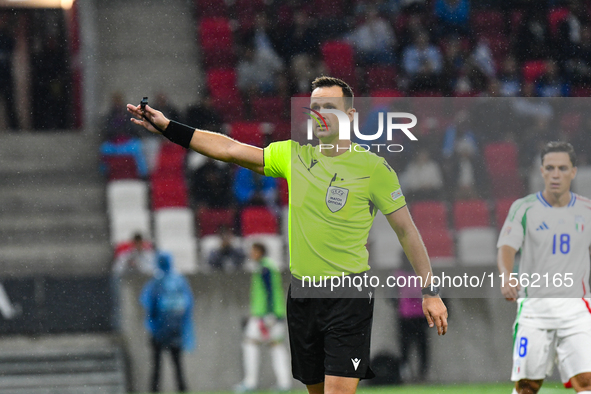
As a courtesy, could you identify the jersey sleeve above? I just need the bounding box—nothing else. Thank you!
[263,140,292,179]
[497,199,526,250]
[369,159,406,215]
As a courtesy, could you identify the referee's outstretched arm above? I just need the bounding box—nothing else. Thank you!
[387,207,449,335]
[127,103,265,174]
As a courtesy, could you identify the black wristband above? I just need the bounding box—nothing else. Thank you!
[161,120,195,149]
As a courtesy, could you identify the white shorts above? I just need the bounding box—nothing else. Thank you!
[511,323,591,383]
[244,316,286,343]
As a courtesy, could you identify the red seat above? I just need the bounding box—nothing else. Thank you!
[453,200,490,230]
[490,174,524,200]
[271,122,292,142]
[103,155,139,180]
[548,8,570,35]
[495,198,515,229]
[366,66,397,91]
[241,206,278,235]
[370,89,404,98]
[321,41,356,89]
[251,97,286,122]
[213,95,245,123]
[195,0,228,17]
[483,34,510,65]
[197,208,236,236]
[420,229,455,259]
[199,18,233,52]
[152,142,186,178]
[230,122,263,147]
[207,68,240,99]
[471,10,504,36]
[484,142,518,177]
[522,61,547,83]
[151,176,188,209]
[409,201,448,231]
[571,86,591,97]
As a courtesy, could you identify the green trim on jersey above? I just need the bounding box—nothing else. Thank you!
[512,299,526,347]
[250,257,286,318]
[264,140,406,279]
[508,194,537,222]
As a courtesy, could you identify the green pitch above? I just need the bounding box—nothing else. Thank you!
[140,381,567,394]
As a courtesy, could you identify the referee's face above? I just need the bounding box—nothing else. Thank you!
[310,86,354,141]
[540,152,577,196]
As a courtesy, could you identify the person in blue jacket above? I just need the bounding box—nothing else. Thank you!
[140,252,195,393]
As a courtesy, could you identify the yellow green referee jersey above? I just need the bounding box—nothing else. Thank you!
[264,140,406,279]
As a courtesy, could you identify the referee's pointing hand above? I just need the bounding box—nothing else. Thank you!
[423,296,448,335]
[127,103,170,134]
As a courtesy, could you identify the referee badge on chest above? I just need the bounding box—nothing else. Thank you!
[326,186,349,213]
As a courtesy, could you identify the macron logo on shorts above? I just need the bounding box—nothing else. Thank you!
[351,358,361,371]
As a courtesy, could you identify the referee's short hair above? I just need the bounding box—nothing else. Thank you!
[311,76,354,109]
[541,141,577,167]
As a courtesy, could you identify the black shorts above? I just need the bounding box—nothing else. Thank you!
[286,285,375,385]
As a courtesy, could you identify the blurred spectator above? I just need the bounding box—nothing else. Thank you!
[557,0,589,60]
[235,243,291,392]
[441,36,468,95]
[291,55,327,94]
[278,11,319,64]
[514,8,552,61]
[402,31,443,92]
[190,158,234,209]
[233,167,278,209]
[536,60,570,97]
[185,94,223,132]
[0,14,18,130]
[207,226,245,271]
[397,13,428,53]
[434,0,470,38]
[100,92,149,178]
[112,233,156,277]
[498,56,521,96]
[347,7,396,66]
[400,148,444,201]
[237,43,284,97]
[141,253,195,393]
[565,25,591,86]
[153,92,181,122]
[442,111,485,200]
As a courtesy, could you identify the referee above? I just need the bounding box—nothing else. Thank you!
[127,76,447,394]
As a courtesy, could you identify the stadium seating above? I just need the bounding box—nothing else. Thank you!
[278,178,289,206]
[484,142,519,178]
[107,180,149,213]
[495,198,515,229]
[241,206,278,235]
[151,176,189,210]
[197,207,236,236]
[199,234,244,270]
[548,7,570,36]
[199,17,233,53]
[365,66,397,92]
[560,112,581,136]
[109,210,151,245]
[195,0,228,18]
[457,227,497,266]
[157,237,198,273]
[229,122,264,147]
[408,201,449,231]
[251,97,287,122]
[418,229,455,266]
[271,122,292,142]
[321,41,356,90]
[522,60,547,83]
[154,207,196,244]
[103,155,139,180]
[368,212,403,268]
[471,10,504,36]
[152,142,186,178]
[453,199,490,230]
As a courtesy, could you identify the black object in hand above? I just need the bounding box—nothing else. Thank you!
[140,97,148,110]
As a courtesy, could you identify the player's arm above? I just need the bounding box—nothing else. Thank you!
[127,103,264,174]
[497,245,519,302]
[386,207,448,335]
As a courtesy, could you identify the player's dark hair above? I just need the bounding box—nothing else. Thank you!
[252,242,267,256]
[540,141,577,167]
[311,76,354,109]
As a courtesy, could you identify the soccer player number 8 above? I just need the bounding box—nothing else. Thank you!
[518,337,528,357]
